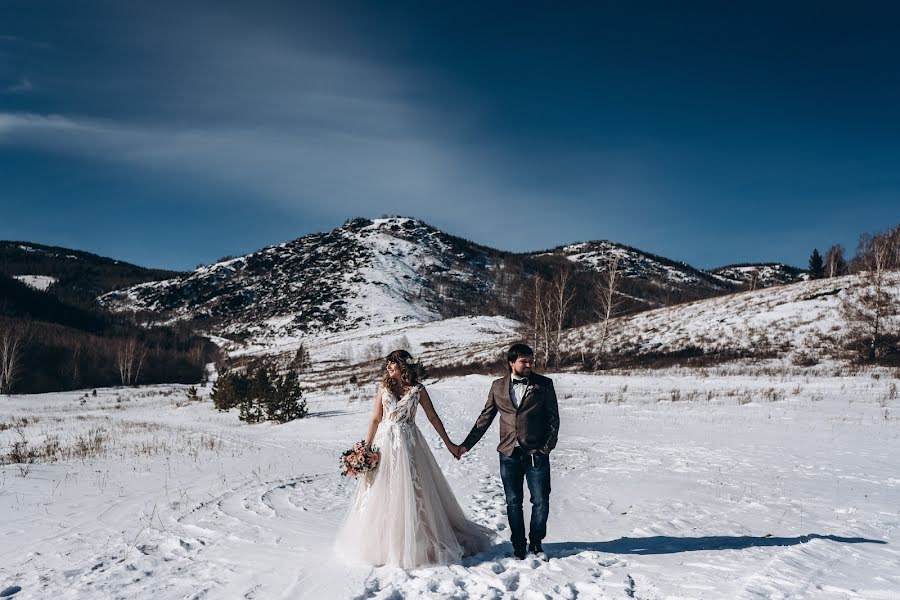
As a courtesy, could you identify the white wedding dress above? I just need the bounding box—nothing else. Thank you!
[334,383,494,568]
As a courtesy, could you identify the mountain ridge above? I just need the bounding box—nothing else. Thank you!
[5,217,812,349]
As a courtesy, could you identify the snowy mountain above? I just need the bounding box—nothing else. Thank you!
[550,240,737,309]
[94,217,834,351]
[710,262,807,288]
[0,240,181,307]
[99,218,500,345]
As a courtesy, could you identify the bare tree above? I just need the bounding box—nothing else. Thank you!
[190,341,205,365]
[848,228,900,274]
[71,340,82,389]
[0,321,29,394]
[549,267,576,366]
[747,268,761,291]
[530,276,551,368]
[887,225,900,270]
[825,244,847,278]
[526,266,576,368]
[593,255,624,358]
[116,337,147,385]
[841,233,899,361]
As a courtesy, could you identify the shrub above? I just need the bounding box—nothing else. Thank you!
[212,363,307,424]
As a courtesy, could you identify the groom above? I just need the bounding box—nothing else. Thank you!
[454,343,560,559]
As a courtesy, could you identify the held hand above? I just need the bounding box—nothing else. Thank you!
[446,442,459,458]
[455,445,468,460]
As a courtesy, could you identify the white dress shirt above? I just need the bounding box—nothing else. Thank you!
[510,375,529,450]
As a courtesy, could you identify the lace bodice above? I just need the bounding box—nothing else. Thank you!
[380,384,422,425]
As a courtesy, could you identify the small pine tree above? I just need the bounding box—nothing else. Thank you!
[290,344,311,373]
[808,248,825,279]
[239,367,271,423]
[186,385,200,402]
[211,371,239,411]
[267,371,308,423]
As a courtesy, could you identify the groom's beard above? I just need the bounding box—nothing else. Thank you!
[512,366,532,378]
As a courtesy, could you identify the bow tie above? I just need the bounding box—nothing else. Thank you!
[512,378,529,386]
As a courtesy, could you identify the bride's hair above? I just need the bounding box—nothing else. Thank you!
[382,349,422,396]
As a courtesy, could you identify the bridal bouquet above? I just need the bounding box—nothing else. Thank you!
[340,441,380,477]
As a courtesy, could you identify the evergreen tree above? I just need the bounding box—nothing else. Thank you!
[240,366,272,423]
[808,248,825,279]
[267,370,308,423]
[215,361,308,424]
[290,344,311,373]
[211,371,240,411]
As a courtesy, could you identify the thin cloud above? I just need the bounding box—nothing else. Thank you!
[0,107,539,222]
[0,8,551,225]
[5,77,33,94]
[0,4,639,254]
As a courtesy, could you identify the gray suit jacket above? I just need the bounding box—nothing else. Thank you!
[462,372,560,457]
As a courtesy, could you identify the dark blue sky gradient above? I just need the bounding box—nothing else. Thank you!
[1,1,898,270]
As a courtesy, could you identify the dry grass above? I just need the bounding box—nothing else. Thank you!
[1,418,223,471]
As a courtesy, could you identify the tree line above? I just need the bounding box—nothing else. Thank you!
[0,273,217,394]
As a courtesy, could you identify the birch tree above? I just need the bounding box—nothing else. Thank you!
[593,255,624,358]
[825,244,847,278]
[549,267,576,366]
[530,276,551,367]
[841,232,899,361]
[0,321,28,394]
[116,337,147,385]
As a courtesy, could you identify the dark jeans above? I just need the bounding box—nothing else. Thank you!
[499,447,551,551]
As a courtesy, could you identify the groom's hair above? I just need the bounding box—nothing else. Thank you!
[507,343,534,368]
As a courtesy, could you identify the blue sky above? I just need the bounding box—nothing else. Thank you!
[1,1,898,271]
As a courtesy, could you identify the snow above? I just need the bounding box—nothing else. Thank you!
[553,241,729,291]
[97,217,495,348]
[564,271,900,363]
[12,275,57,291]
[233,314,522,367]
[712,264,805,288]
[3,368,899,598]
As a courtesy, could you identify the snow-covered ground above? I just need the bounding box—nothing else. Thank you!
[231,315,522,368]
[565,271,900,364]
[2,368,899,599]
[12,275,57,291]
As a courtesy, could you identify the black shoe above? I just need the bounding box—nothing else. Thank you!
[528,541,544,555]
[512,546,527,560]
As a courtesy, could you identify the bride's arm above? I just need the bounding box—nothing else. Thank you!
[418,386,458,454]
[364,387,384,448]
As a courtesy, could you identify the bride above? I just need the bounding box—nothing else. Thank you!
[334,350,493,568]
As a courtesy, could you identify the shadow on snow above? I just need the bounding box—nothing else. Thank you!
[540,534,885,557]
